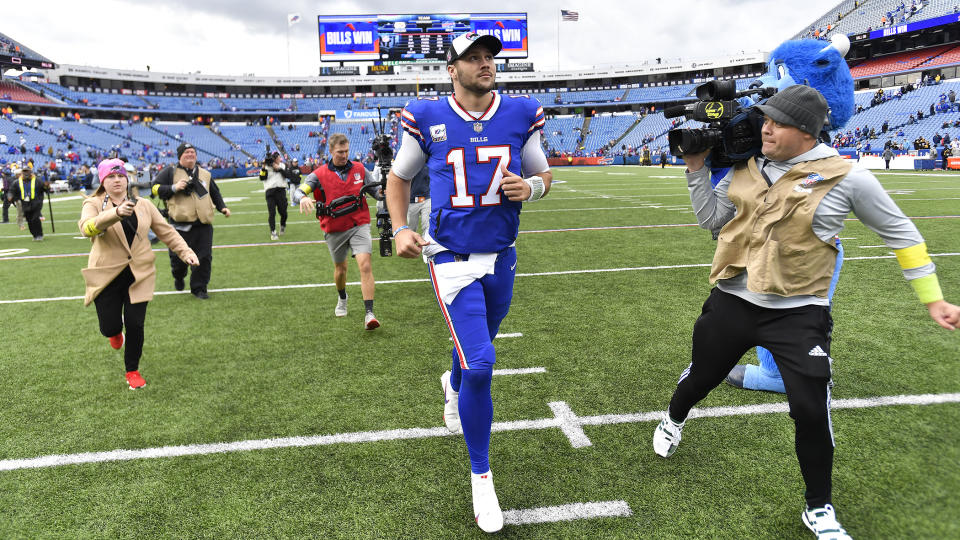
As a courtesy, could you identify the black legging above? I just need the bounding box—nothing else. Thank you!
[266,187,288,232]
[93,266,149,372]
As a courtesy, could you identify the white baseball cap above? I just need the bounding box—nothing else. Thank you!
[446,32,502,64]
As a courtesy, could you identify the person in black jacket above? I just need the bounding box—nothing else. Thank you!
[6,165,49,240]
[150,143,230,299]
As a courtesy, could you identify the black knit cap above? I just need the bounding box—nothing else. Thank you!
[177,142,195,159]
[755,85,830,137]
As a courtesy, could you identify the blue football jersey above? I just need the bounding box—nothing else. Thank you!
[400,92,546,253]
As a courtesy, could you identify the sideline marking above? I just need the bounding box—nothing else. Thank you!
[504,500,633,525]
[493,367,546,376]
[5,254,960,304]
[0,249,29,257]
[0,392,955,472]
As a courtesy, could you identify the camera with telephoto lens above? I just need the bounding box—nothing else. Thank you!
[370,119,394,257]
[665,80,777,168]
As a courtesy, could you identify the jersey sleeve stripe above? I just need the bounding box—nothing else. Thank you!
[401,109,417,125]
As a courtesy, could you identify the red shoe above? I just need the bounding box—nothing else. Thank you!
[109,333,124,350]
[125,370,146,390]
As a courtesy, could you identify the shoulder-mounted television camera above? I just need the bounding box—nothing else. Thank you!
[666,80,777,168]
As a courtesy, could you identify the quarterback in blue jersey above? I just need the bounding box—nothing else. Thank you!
[386,32,552,534]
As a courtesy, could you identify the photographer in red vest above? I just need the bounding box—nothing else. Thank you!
[295,133,383,330]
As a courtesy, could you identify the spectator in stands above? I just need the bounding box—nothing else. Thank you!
[933,133,942,147]
[151,142,231,299]
[881,120,889,134]
[79,158,198,390]
[908,114,916,125]
[259,151,289,241]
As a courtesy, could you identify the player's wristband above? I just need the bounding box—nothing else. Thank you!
[523,175,545,202]
[909,274,944,304]
[392,225,411,237]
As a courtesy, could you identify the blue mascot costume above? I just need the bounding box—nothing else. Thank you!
[717,34,855,393]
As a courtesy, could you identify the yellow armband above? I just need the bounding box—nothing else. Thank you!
[909,274,944,304]
[82,218,101,237]
[893,243,932,270]
[151,184,160,197]
[299,184,312,195]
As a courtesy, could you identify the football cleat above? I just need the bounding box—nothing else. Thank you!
[471,470,503,534]
[335,296,348,317]
[364,312,380,330]
[802,504,852,540]
[440,370,461,433]
[125,370,146,390]
[109,333,124,350]
[270,230,279,241]
[653,415,684,458]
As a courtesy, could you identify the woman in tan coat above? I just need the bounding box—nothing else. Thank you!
[80,159,199,389]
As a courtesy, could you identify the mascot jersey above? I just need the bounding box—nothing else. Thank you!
[400,92,545,254]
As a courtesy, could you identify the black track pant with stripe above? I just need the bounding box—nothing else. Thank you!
[667,288,835,509]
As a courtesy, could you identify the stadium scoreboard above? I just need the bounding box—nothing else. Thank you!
[318,13,528,63]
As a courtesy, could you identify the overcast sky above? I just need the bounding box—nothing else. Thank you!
[5,0,844,76]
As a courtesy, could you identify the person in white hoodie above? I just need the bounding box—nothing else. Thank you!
[259,151,288,240]
[653,85,960,540]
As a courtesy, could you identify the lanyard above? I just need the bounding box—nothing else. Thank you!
[18,177,35,199]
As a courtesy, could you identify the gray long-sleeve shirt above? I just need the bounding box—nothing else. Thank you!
[688,143,932,308]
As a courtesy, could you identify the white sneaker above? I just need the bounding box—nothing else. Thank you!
[440,370,461,433]
[335,296,348,317]
[364,312,380,330]
[270,231,279,241]
[653,415,684,458]
[802,504,853,540]
[471,470,504,534]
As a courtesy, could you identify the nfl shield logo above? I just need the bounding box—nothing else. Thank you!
[473,122,483,133]
[802,172,825,186]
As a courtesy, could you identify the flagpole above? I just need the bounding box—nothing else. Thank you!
[287,24,291,75]
[557,10,561,71]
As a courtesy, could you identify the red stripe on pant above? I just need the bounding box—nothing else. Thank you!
[428,260,469,369]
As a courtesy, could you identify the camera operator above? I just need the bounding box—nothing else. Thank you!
[295,133,383,329]
[653,85,960,540]
[259,151,288,240]
[6,164,49,241]
[151,142,231,299]
[371,162,429,236]
[285,158,302,207]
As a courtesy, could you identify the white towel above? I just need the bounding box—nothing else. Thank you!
[422,232,497,304]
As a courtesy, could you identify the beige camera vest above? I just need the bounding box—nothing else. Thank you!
[710,155,852,298]
[167,167,215,224]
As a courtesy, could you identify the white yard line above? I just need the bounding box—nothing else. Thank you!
[5,254,960,304]
[504,500,633,525]
[1,392,955,472]
[493,367,546,376]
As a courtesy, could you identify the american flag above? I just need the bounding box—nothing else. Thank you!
[561,10,579,22]
[287,13,302,27]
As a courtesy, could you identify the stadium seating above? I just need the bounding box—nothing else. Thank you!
[542,115,585,154]
[0,80,53,104]
[849,45,956,78]
[582,113,637,151]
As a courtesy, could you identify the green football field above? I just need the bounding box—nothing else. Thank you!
[0,166,957,539]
